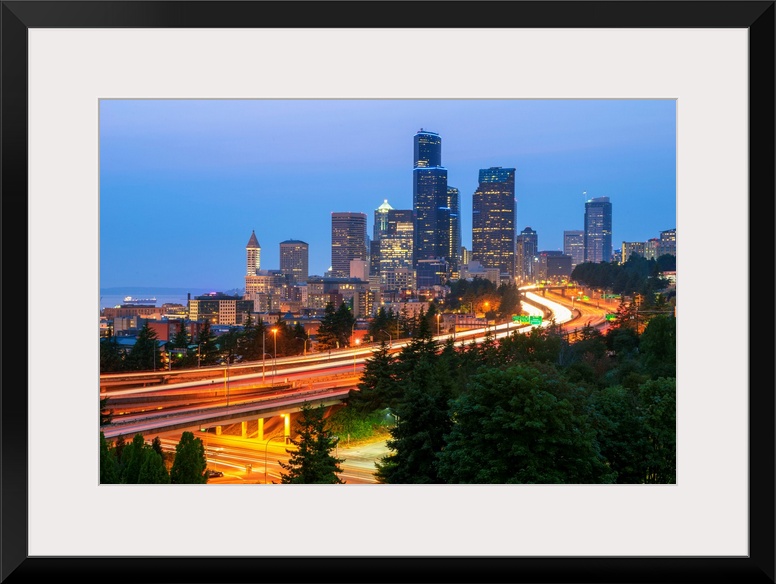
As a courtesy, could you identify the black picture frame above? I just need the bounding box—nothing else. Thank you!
[2,2,773,583]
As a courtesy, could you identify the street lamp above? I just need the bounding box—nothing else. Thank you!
[223,356,230,408]
[262,330,266,382]
[353,338,360,373]
[263,434,287,484]
[436,313,441,336]
[351,321,356,348]
[296,336,309,356]
[271,328,278,385]
[379,329,392,348]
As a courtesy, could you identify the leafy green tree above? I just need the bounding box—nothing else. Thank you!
[278,403,344,484]
[126,321,161,371]
[100,432,119,484]
[639,377,676,483]
[590,385,649,483]
[639,315,676,379]
[497,282,521,321]
[437,364,614,484]
[170,431,208,484]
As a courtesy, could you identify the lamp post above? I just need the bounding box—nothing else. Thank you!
[197,343,202,368]
[379,329,391,348]
[262,330,266,382]
[351,321,356,348]
[436,313,441,336]
[223,356,230,408]
[353,338,360,373]
[296,336,309,356]
[263,434,287,484]
[271,328,278,385]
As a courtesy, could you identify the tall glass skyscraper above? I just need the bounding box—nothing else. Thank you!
[472,167,516,279]
[331,212,367,278]
[412,129,452,272]
[516,227,538,283]
[584,196,613,263]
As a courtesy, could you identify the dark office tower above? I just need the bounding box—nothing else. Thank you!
[472,167,517,279]
[563,230,585,269]
[584,196,613,263]
[414,129,442,168]
[246,230,261,275]
[279,239,309,284]
[516,227,538,283]
[412,129,450,269]
[331,212,368,278]
[446,186,461,276]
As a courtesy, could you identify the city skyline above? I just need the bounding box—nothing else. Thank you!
[100,99,676,291]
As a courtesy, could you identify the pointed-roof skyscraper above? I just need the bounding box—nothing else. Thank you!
[246,230,261,275]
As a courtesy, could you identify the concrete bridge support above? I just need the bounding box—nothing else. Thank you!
[257,417,264,441]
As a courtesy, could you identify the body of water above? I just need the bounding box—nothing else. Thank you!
[100,293,192,311]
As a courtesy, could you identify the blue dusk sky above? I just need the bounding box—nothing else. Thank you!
[99,98,676,292]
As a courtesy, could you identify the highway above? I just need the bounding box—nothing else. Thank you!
[100,289,609,442]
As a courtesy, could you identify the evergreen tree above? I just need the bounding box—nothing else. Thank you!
[127,321,161,371]
[375,355,453,484]
[197,320,219,366]
[238,312,263,361]
[151,436,164,458]
[170,431,208,484]
[100,431,119,484]
[138,448,171,484]
[315,303,340,352]
[348,341,397,412]
[171,319,189,348]
[278,403,344,484]
[120,433,149,484]
[334,301,356,347]
[100,335,125,373]
[100,396,113,426]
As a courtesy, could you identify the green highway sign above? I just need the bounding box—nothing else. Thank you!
[529,316,543,325]
[605,314,617,321]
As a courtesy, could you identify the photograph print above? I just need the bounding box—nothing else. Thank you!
[99,98,677,486]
